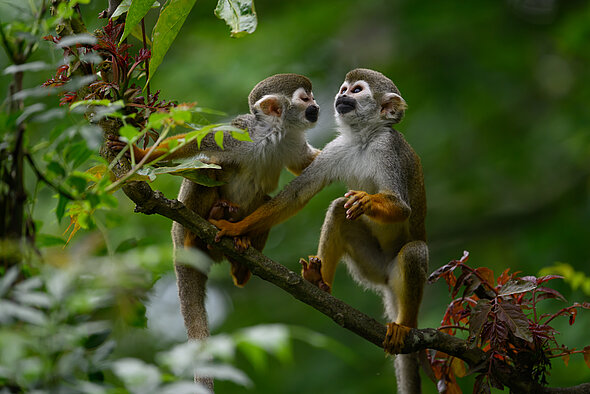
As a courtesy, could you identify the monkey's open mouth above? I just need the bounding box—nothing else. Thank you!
[305,105,319,122]
[335,96,356,114]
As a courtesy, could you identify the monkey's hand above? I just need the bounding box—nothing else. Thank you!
[383,322,412,354]
[299,257,331,293]
[344,190,372,220]
[211,219,248,242]
[208,200,240,222]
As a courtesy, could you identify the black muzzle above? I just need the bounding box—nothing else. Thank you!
[335,96,356,114]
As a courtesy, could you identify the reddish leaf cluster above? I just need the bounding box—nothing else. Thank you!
[428,251,590,393]
[43,19,175,142]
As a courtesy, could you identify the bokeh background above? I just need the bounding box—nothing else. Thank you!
[2,0,589,392]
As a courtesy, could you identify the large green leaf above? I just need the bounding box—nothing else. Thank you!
[119,0,159,42]
[138,157,224,186]
[214,0,257,38]
[148,0,198,85]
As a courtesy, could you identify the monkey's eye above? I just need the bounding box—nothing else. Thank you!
[340,87,347,94]
[301,96,310,102]
[351,86,363,93]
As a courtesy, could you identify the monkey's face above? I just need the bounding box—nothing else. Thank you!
[334,80,378,123]
[286,87,320,127]
[335,79,407,127]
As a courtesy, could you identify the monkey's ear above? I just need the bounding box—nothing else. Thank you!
[256,95,284,117]
[380,93,407,123]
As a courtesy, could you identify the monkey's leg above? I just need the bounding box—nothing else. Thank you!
[227,229,270,287]
[316,197,389,290]
[383,240,428,394]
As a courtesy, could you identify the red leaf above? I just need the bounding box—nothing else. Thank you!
[428,261,459,284]
[496,302,533,342]
[562,353,570,366]
[497,268,512,286]
[535,286,566,302]
[536,275,564,284]
[469,299,492,341]
[499,279,536,297]
[476,267,495,288]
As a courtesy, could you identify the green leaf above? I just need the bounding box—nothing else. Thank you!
[120,0,158,43]
[36,234,66,247]
[147,111,170,129]
[214,0,257,38]
[148,157,223,186]
[231,129,251,142]
[70,99,118,109]
[171,169,225,186]
[214,130,224,149]
[120,124,140,140]
[148,0,198,85]
[171,107,192,124]
[47,161,66,178]
[56,194,68,223]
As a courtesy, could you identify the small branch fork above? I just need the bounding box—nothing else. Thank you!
[100,122,589,394]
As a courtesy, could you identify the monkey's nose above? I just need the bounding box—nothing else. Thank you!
[305,105,319,122]
[335,96,355,114]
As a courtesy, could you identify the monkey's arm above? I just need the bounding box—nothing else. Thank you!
[287,144,321,176]
[343,190,411,223]
[212,153,331,239]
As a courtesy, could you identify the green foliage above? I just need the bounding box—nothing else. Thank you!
[215,0,257,38]
[2,0,590,392]
[540,263,590,296]
[149,0,199,84]
[0,253,304,393]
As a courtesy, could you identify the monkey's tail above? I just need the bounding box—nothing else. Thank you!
[395,352,422,394]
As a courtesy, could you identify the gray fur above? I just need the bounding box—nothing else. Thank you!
[173,75,319,391]
[241,69,426,393]
[248,74,312,111]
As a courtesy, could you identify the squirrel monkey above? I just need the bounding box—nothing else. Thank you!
[212,69,428,394]
[109,74,320,389]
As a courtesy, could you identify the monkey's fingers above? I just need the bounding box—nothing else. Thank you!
[383,322,412,354]
[210,220,232,242]
[344,190,372,220]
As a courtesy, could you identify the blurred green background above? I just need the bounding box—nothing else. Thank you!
[2,0,589,392]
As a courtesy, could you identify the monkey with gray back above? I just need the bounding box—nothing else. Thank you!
[109,74,320,391]
[213,69,428,394]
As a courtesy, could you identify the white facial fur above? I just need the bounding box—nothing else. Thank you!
[335,80,372,101]
[291,87,316,106]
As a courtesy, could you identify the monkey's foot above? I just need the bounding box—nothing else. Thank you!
[384,322,412,354]
[230,260,251,287]
[208,200,240,222]
[233,236,251,252]
[299,256,331,293]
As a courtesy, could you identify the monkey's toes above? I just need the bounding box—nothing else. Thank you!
[383,322,412,354]
[300,256,331,292]
[234,236,251,252]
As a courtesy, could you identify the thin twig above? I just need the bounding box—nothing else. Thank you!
[25,153,77,201]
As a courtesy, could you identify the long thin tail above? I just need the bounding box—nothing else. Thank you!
[395,352,421,394]
[174,261,213,392]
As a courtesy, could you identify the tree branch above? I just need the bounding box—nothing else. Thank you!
[99,120,590,394]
